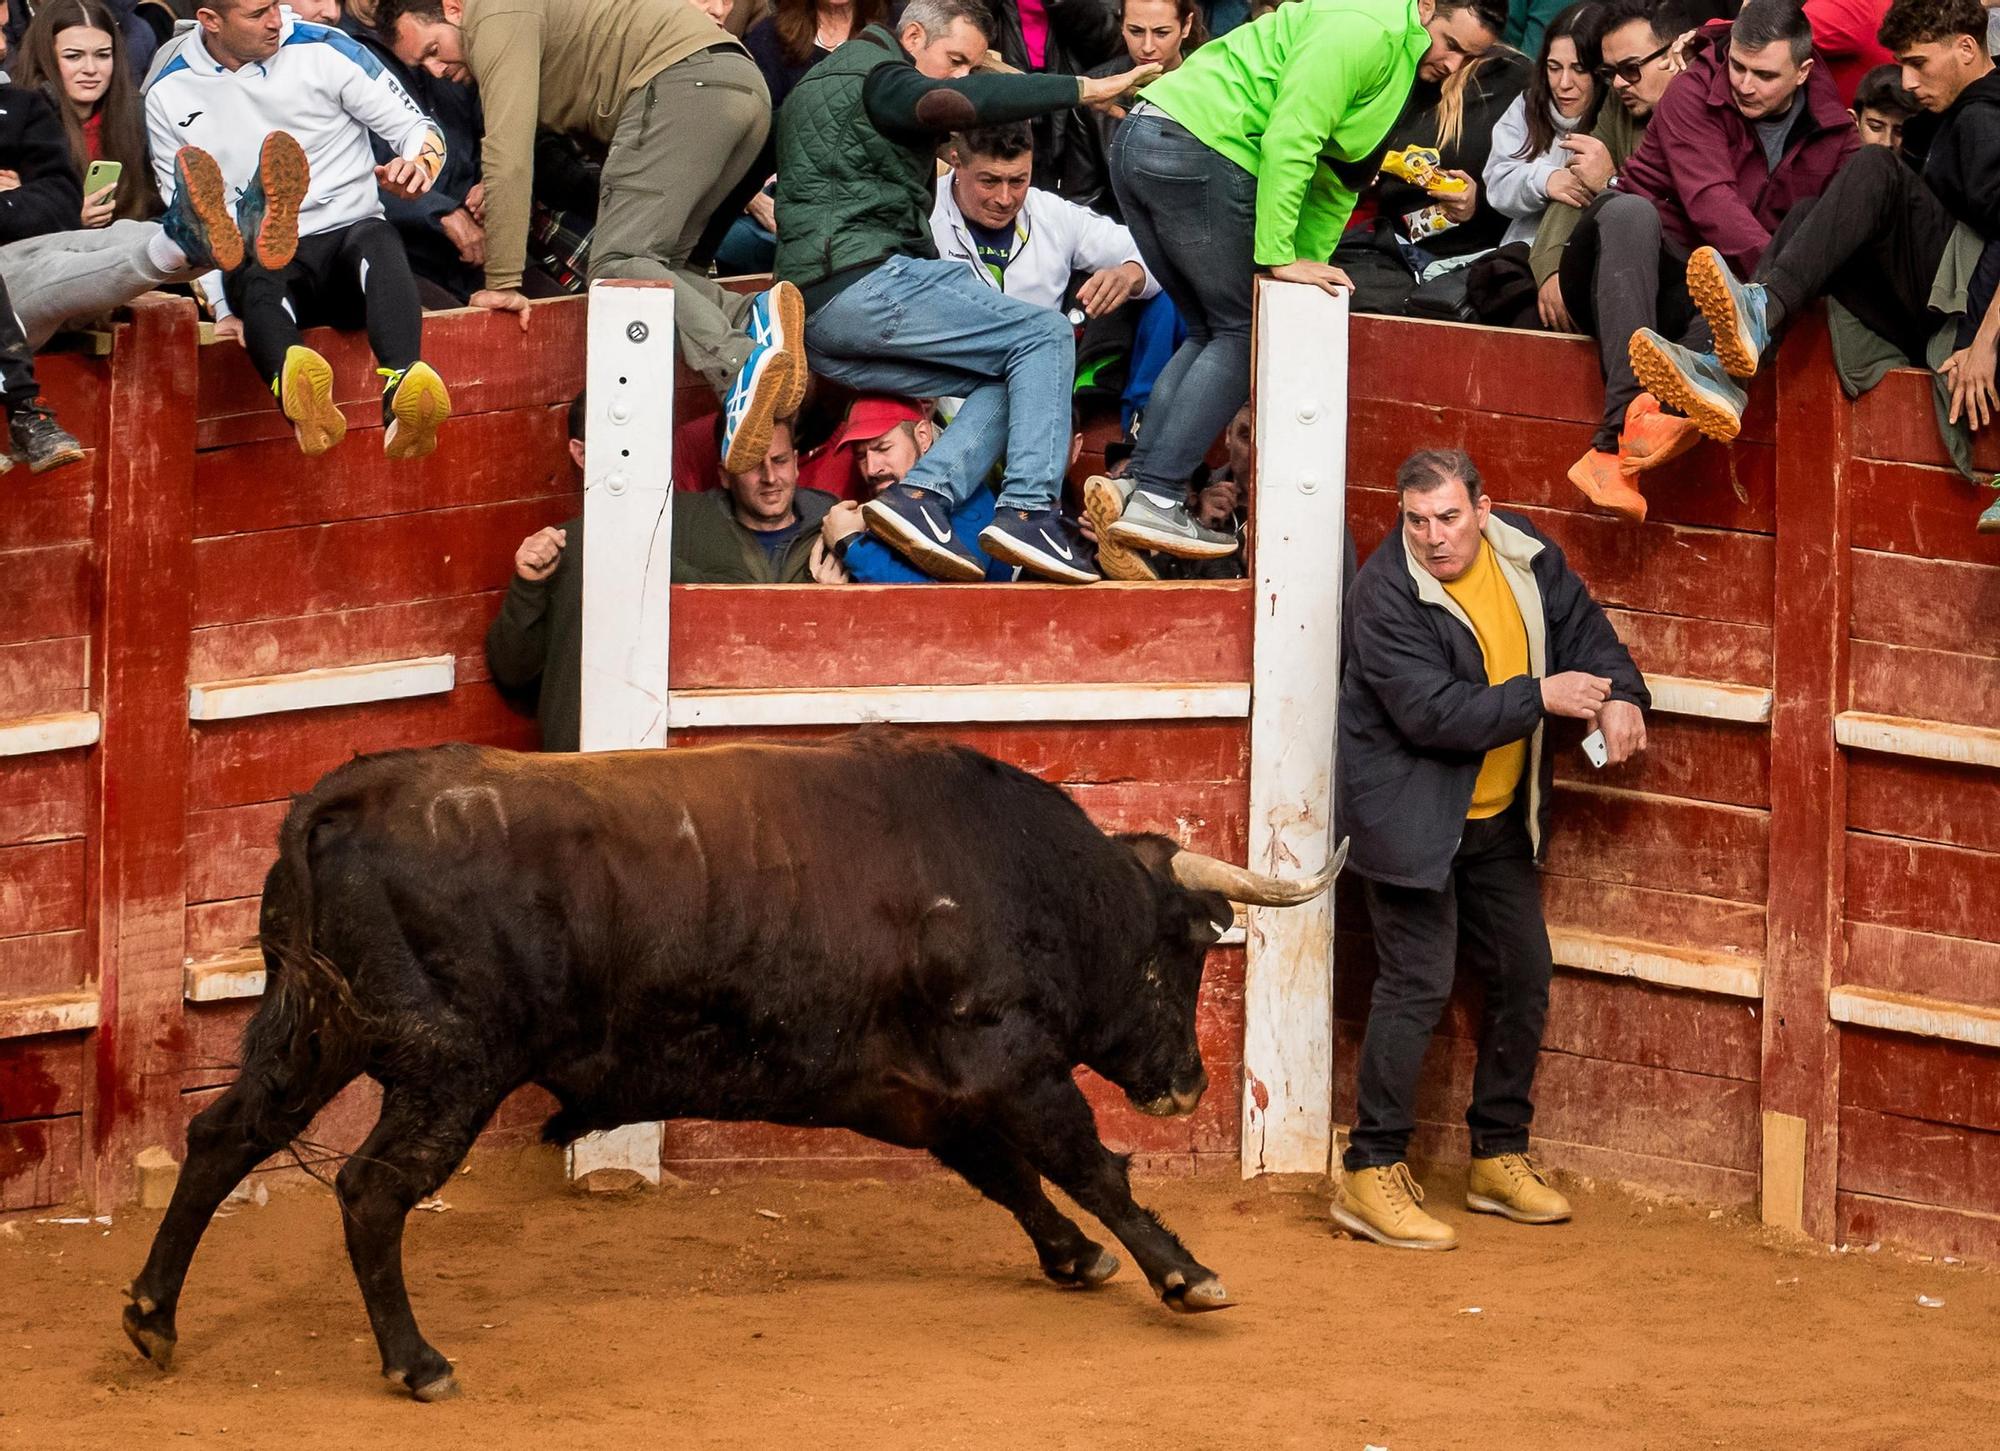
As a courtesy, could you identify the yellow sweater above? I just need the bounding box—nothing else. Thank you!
[1442,539,1530,819]
[461,0,733,289]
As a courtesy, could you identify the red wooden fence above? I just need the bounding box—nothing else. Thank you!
[2,294,1995,1261]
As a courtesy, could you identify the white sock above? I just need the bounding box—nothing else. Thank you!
[146,228,188,276]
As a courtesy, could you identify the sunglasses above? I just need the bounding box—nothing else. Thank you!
[1595,38,1673,85]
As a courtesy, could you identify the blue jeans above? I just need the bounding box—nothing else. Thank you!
[1111,107,1258,502]
[804,254,1074,511]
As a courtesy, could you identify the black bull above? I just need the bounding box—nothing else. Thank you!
[124,731,1340,1400]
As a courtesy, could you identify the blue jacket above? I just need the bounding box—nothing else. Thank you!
[844,489,1015,583]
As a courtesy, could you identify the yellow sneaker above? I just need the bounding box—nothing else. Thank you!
[1330,1162,1458,1251]
[1467,1152,1572,1224]
[382,361,451,461]
[277,345,345,458]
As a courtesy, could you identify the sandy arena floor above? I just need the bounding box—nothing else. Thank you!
[2,1149,1994,1450]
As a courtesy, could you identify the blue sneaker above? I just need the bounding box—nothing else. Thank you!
[745,281,807,417]
[1686,246,1771,379]
[861,485,987,581]
[1628,330,1747,443]
[718,336,798,477]
[979,506,1102,584]
[160,146,242,274]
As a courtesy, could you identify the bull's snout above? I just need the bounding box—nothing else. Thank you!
[1134,1069,1209,1118]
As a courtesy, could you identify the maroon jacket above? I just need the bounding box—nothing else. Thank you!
[1618,21,1860,276]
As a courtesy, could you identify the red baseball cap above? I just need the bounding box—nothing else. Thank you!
[831,395,927,449]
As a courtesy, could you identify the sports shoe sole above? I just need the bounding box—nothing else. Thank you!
[720,347,797,477]
[26,439,87,474]
[280,346,346,458]
[1106,513,1239,560]
[1621,419,1702,475]
[1328,1200,1458,1251]
[1081,475,1157,581]
[384,362,452,461]
[763,281,808,418]
[1686,247,1760,379]
[1566,456,1647,524]
[172,147,243,274]
[251,132,310,272]
[1629,333,1742,443]
[1466,1192,1572,1225]
[978,524,1101,584]
[860,496,986,582]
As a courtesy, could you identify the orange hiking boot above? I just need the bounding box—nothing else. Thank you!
[1619,393,1701,475]
[1568,447,1648,522]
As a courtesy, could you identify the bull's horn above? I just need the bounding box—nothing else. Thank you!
[1168,838,1347,906]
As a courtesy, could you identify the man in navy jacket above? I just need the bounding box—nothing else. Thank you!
[1333,448,1649,1251]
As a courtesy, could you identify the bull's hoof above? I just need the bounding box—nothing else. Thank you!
[1044,1246,1121,1288]
[1159,1269,1233,1314]
[122,1295,178,1371]
[411,1373,462,1404]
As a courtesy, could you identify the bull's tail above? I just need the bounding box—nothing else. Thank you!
[240,788,375,1157]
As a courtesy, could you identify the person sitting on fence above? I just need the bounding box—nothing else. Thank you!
[1089,0,1505,569]
[772,0,1155,584]
[1559,0,1857,522]
[818,393,1017,581]
[1484,3,1601,254]
[1060,0,1206,222]
[14,0,162,227]
[377,0,809,478]
[1332,446,1649,1252]
[1633,0,2000,533]
[487,391,586,752]
[146,0,453,460]
[1849,59,1918,146]
[672,414,840,582]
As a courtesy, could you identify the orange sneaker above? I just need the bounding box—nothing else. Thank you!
[1619,393,1702,475]
[1568,448,1648,523]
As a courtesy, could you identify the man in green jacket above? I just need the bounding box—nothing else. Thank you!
[775,0,1152,584]
[671,418,840,583]
[1091,0,1507,560]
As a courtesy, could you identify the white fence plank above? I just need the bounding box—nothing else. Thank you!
[187,657,453,722]
[0,711,100,758]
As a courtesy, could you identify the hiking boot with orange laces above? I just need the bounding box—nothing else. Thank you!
[1568,447,1648,523]
[1330,1162,1459,1250]
[1619,393,1702,475]
[1467,1152,1572,1224]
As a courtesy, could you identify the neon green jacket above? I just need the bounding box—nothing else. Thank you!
[1141,0,1430,266]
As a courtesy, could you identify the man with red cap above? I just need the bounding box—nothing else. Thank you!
[819,395,1015,582]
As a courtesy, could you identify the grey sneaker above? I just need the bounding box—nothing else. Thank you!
[1105,489,1238,559]
[10,401,84,473]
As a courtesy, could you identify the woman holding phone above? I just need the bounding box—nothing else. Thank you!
[15,0,161,227]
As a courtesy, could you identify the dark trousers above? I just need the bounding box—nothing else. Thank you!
[1759,144,1954,365]
[1561,191,1710,451]
[222,218,423,388]
[0,270,40,405]
[1344,806,1555,1171]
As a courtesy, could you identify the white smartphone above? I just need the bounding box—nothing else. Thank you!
[1581,729,1609,769]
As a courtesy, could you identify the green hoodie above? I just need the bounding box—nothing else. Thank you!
[1139,0,1431,267]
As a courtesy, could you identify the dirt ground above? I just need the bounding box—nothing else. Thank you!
[2,1150,1993,1451]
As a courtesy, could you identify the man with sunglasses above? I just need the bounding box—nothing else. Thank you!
[1554,0,1856,520]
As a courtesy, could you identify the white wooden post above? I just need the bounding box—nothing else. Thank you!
[571,279,677,1184]
[1241,279,1349,1178]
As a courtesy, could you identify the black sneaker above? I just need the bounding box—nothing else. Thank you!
[10,401,84,473]
[861,485,987,581]
[979,506,1101,584]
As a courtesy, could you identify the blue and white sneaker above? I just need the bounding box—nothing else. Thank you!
[1685,246,1771,379]
[980,506,1102,584]
[1628,330,1747,443]
[745,281,808,417]
[861,485,987,581]
[718,335,798,477]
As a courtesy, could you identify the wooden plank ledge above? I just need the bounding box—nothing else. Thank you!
[666,681,1251,729]
[1834,711,2000,770]
[1548,927,1763,998]
[0,710,101,758]
[189,655,455,723]
[183,949,265,1002]
[0,989,100,1040]
[1643,674,1774,724]
[1830,985,2000,1049]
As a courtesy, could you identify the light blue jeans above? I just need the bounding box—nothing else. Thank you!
[804,254,1073,511]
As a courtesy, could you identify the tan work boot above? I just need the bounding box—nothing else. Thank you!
[1331,1162,1458,1250]
[1467,1152,1572,1224]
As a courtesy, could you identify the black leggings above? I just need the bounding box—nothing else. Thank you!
[222,218,422,386]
